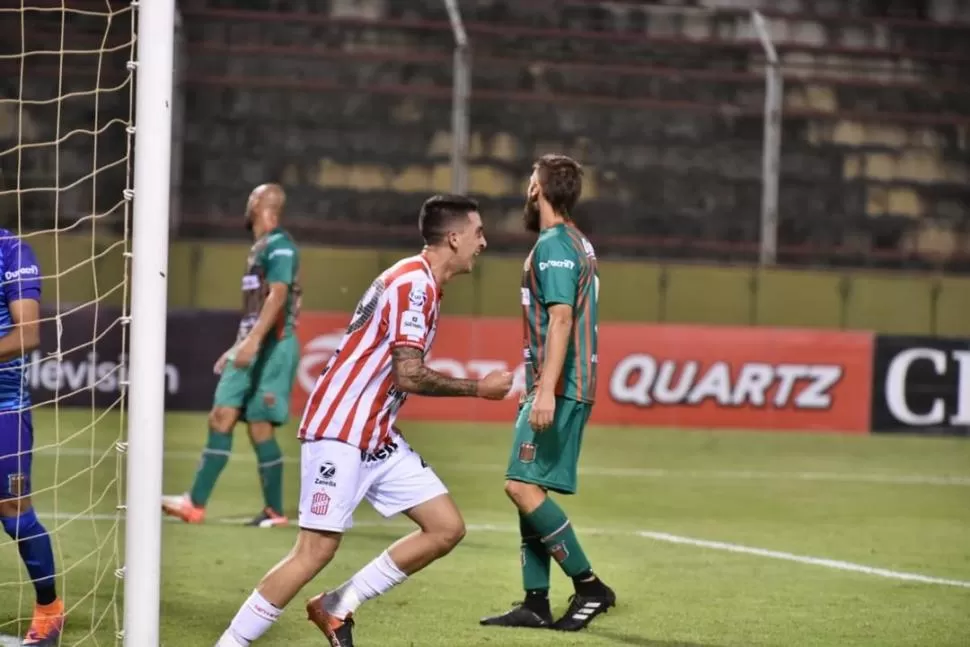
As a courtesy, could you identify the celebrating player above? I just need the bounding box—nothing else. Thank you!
[0,231,64,645]
[480,155,616,631]
[163,183,302,528]
[214,194,513,647]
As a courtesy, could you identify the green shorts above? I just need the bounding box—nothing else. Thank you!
[213,335,299,426]
[504,395,593,495]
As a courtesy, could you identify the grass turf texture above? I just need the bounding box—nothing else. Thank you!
[1,409,968,646]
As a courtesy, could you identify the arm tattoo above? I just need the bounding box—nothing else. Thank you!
[391,347,478,397]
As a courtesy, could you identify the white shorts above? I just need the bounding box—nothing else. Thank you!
[297,434,449,533]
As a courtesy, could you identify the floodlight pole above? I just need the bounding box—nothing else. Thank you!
[444,0,470,195]
[752,10,783,266]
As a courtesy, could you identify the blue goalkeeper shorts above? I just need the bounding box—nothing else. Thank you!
[0,409,33,500]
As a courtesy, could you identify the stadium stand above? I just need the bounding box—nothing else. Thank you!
[5,0,970,269]
[0,0,133,234]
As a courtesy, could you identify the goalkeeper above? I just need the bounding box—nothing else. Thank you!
[163,183,302,528]
[0,231,64,645]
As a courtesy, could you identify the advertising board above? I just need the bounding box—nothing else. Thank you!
[294,313,873,434]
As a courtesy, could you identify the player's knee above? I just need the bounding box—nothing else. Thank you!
[504,479,530,501]
[294,528,341,569]
[429,517,465,557]
[248,421,274,444]
[504,479,545,510]
[208,407,238,433]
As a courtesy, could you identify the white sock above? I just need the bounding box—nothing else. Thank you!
[324,550,408,618]
[220,590,282,646]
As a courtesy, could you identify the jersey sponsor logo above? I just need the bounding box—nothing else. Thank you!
[268,248,293,259]
[314,461,337,486]
[400,309,426,339]
[3,265,39,281]
[241,274,260,291]
[310,491,330,516]
[521,287,530,306]
[580,237,596,259]
[609,354,843,410]
[538,259,575,271]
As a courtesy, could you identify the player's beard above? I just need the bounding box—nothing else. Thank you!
[523,195,541,233]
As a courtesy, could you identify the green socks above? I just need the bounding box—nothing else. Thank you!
[189,429,232,507]
[253,437,284,515]
[519,513,551,591]
[187,429,285,515]
[523,497,592,578]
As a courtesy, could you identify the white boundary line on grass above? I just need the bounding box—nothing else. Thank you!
[45,511,970,590]
[39,447,970,487]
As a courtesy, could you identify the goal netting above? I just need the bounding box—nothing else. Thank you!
[0,1,136,643]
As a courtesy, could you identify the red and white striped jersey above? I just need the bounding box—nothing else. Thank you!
[298,253,442,451]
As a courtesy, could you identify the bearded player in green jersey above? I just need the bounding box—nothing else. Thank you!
[481,155,615,632]
[163,183,302,528]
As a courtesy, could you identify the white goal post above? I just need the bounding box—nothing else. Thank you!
[124,0,175,645]
[0,0,172,643]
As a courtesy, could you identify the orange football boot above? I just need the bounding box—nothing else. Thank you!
[161,493,205,524]
[306,593,355,647]
[23,598,65,646]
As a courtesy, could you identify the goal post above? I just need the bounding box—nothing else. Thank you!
[123,0,176,645]
[0,0,159,643]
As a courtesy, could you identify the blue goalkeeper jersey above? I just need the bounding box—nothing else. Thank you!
[0,230,41,413]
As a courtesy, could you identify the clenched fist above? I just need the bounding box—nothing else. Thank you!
[477,370,514,400]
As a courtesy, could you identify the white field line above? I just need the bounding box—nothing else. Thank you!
[41,511,970,590]
[39,447,970,487]
[636,531,970,589]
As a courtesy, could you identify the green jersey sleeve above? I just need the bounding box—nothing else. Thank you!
[533,236,580,307]
[263,238,297,285]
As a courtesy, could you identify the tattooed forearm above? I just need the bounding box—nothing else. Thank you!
[391,347,479,397]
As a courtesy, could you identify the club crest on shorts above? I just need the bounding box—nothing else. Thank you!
[549,542,569,563]
[310,491,330,516]
[518,442,536,463]
[7,473,25,497]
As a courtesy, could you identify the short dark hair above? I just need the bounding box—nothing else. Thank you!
[534,154,583,217]
[418,194,479,245]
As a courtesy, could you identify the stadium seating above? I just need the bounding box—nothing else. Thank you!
[0,1,132,233]
[4,0,969,269]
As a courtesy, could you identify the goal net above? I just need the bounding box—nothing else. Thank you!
[0,1,136,643]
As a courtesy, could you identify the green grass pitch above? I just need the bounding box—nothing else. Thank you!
[1,408,969,646]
